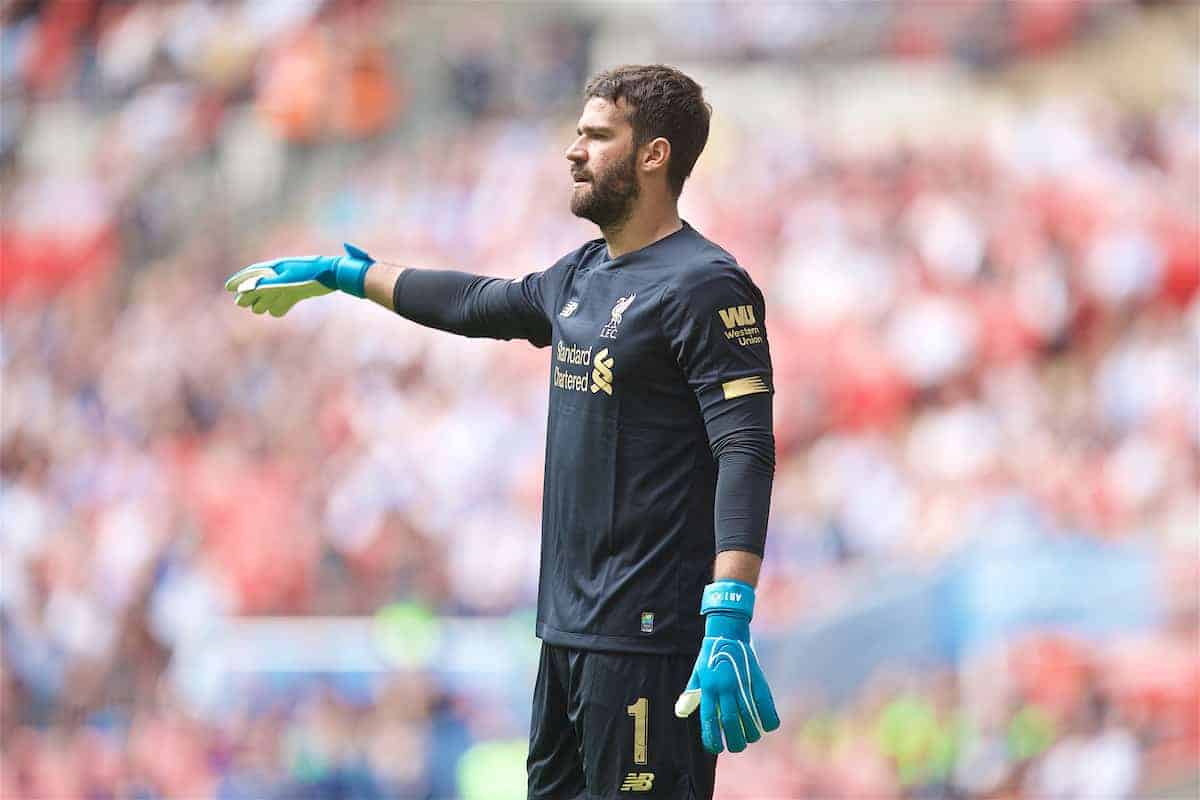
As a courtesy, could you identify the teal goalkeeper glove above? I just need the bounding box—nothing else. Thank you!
[224,243,375,317]
[675,580,780,754]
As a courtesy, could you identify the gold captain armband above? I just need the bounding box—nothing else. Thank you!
[721,376,769,400]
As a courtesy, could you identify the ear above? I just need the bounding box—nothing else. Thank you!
[640,137,671,177]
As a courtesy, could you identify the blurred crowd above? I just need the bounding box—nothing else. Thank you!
[715,629,1198,799]
[655,0,1127,67]
[2,0,1197,798]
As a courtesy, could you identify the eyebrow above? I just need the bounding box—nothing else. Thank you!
[576,124,614,137]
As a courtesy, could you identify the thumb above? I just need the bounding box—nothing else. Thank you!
[674,670,701,718]
[225,266,279,293]
[675,689,700,718]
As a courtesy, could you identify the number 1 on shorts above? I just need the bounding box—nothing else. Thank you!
[626,697,648,765]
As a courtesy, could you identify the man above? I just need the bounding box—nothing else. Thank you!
[226,64,779,799]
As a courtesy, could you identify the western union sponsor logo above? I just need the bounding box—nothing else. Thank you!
[718,304,756,329]
[719,306,763,346]
[722,376,769,400]
[725,327,763,346]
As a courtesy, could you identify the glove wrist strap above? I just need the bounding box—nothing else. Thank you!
[700,579,755,619]
[334,243,375,298]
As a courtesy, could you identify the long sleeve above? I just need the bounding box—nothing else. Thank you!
[660,264,775,556]
[392,264,557,347]
[709,402,774,556]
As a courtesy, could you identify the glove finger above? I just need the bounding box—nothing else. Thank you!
[718,691,747,753]
[699,689,722,755]
[224,266,277,293]
[235,289,258,308]
[263,288,296,317]
[223,267,254,292]
[251,295,272,315]
[237,276,264,293]
[721,641,763,742]
[749,652,781,733]
[735,684,762,744]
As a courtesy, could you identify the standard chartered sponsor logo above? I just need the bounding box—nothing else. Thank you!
[591,348,614,395]
[556,340,592,365]
[553,364,589,392]
[551,340,615,396]
[554,339,614,395]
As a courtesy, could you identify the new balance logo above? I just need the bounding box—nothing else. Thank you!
[620,772,655,792]
[591,348,614,395]
[718,304,756,329]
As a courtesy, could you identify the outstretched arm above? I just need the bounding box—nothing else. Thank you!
[227,244,555,347]
[383,265,551,344]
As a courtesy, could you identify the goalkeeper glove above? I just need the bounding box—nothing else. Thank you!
[224,243,375,317]
[675,579,780,754]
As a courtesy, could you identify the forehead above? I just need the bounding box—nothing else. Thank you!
[577,96,631,131]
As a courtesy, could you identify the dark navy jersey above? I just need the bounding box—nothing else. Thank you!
[393,222,774,654]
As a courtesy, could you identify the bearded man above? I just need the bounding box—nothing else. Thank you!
[226,64,780,800]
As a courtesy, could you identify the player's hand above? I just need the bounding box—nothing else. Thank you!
[224,243,375,317]
[674,580,780,754]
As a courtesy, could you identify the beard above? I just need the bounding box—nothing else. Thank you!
[570,149,640,230]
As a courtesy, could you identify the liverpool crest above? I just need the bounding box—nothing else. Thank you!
[600,293,635,339]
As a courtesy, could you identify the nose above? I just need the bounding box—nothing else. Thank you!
[565,136,586,164]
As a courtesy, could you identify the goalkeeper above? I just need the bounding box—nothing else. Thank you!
[227,65,779,800]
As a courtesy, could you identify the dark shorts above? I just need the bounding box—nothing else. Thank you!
[526,642,717,800]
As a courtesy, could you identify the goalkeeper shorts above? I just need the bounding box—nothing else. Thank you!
[526,642,716,800]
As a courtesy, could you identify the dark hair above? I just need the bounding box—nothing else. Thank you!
[584,64,711,197]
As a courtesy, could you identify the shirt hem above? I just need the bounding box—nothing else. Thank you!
[536,622,700,655]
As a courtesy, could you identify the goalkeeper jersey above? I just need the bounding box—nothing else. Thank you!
[393,222,774,654]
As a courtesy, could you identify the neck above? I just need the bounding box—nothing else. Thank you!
[602,196,682,259]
